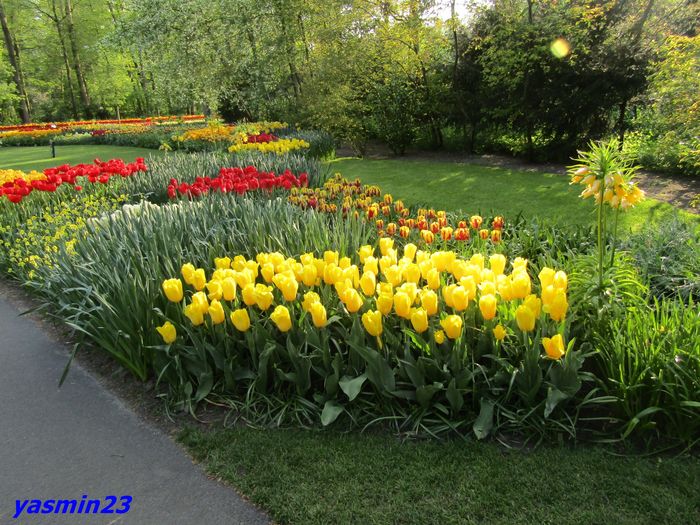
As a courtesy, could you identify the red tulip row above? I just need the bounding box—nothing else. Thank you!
[167,166,309,199]
[1,158,148,204]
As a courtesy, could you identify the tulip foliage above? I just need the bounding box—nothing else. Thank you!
[154,240,585,439]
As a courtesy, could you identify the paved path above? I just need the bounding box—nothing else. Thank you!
[0,292,269,525]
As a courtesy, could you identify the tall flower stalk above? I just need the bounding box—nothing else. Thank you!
[568,139,645,288]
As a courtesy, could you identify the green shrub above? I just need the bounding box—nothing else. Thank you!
[624,217,700,301]
[593,298,700,447]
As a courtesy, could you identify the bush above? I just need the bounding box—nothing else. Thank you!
[593,298,700,447]
[624,217,700,301]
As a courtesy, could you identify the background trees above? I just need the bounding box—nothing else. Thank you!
[0,0,696,170]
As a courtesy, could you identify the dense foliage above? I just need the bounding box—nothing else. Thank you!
[1,141,698,449]
[0,1,696,173]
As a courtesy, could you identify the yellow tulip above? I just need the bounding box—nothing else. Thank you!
[324,250,339,265]
[300,252,315,266]
[515,304,536,332]
[460,276,477,301]
[254,284,274,311]
[378,282,394,297]
[214,257,231,270]
[394,292,412,318]
[221,277,237,301]
[440,315,463,340]
[208,300,226,325]
[181,263,196,284]
[498,277,514,302]
[241,283,256,306]
[512,257,528,271]
[162,278,184,303]
[244,260,259,278]
[343,265,360,288]
[360,271,376,296]
[207,280,223,301]
[309,302,327,328]
[434,329,446,344]
[523,295,542,318]
[272,273,298,302]
[361,310,383,337]
[376,293,394,316]
[384,265,403,287]
[420,289,439,316]
[410,308,429,333]
[510,270,531,299]
[379,237,394,256]
[479,281,496,296]
[452,286,469,311]
[431,251,451,272]
[302,291,321,312]
[156,321,176,344]
[358,245,374,264]
[403,263,421,284]
[192,269,207,291]
[480,268,496,283]
[541,284,556,307]
[426,268,441,290]
[323,263,343,285]
[442,284,456,308]
[548,290,568,322]
[184,303,205,326]
[233,269,252,289]
[191,291,209,315]
[342,288,364,313]
[554,270,568,291]
[542,334,565,360]
[232,255,246,271]
[479,294,497,320]
[338,256,352,269]
[493,324,506,341]
[538,267,555,288]
[469,253,485,271]
[403,243,417,261]
[489,254,506,276]
[270,305,292,332]
[261,263,275,283]
[301,264,317,287]
[335,278,352,296]
[363,256,379,276]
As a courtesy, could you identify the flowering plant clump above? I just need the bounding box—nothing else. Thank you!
[0,158,148,204]
[166,166,309,199]
[0,115,205,134]
[227,137,310,155]
[154,240,581,432]
[0,193,127,279]
[288,174,506,246]
[159,243,568,351]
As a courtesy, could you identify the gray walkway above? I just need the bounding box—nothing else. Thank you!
[0,292,269,525]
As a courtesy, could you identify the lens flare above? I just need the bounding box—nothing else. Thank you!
[550,38,571,58]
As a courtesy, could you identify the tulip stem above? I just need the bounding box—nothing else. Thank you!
[610,206,620,267]
[597,178,606,290]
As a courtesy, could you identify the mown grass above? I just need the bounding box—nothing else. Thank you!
[180,427,700,525]
[330,158,696,230]
[0,145,164,171]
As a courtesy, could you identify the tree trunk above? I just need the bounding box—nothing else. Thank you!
[64,0,91,116]
[617,99,627,148]
[0,1,30,122]
[50,0,79,119]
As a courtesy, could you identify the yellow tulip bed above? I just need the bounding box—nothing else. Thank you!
[159,242,568,354]
[154,237,580,431]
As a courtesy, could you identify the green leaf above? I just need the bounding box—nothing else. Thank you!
[416,382,443,408]
[473,398,495,440]
[544,387,569,418]
[446,378,464,415]
[339,374,367,402]
[321,400,344,426]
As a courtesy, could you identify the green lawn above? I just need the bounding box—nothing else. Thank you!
[0,145,164,171]
[180,427,700,525]
[331,158,695,230]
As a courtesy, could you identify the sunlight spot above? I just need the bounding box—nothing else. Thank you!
[550,38,571,58]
